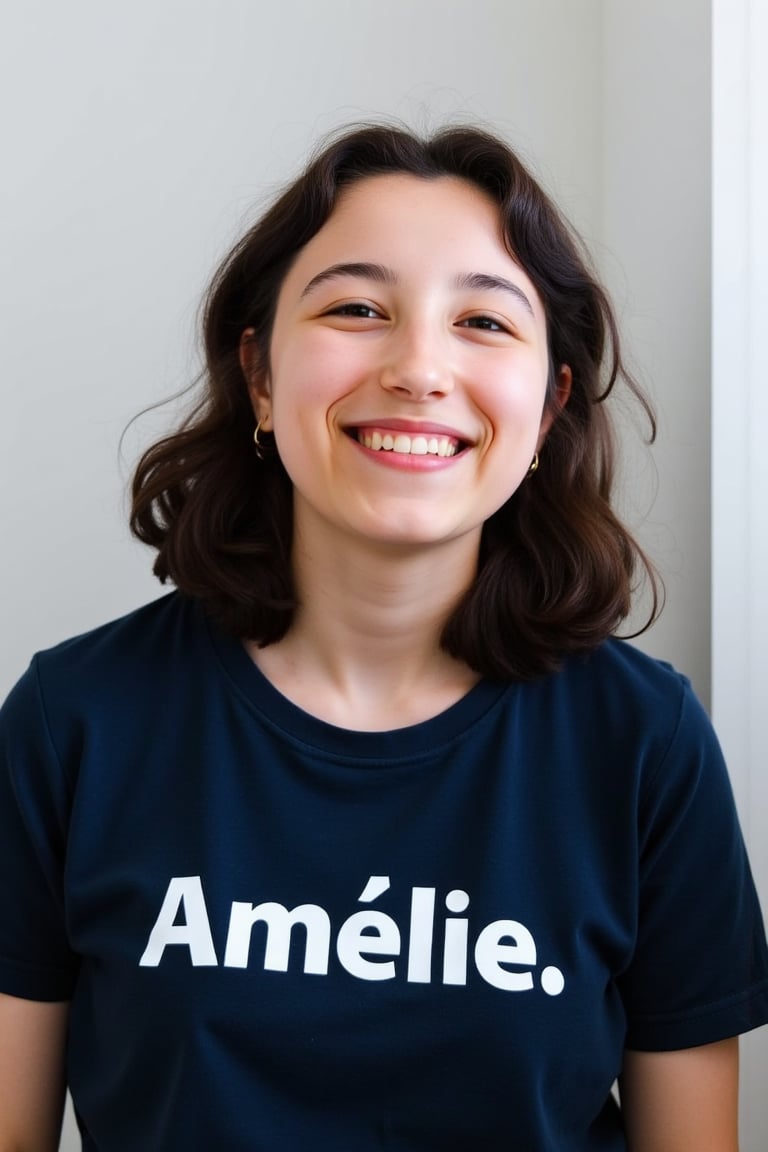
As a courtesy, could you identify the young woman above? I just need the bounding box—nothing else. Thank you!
[1,124,766,1152]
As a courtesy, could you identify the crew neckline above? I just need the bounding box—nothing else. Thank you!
[204,608,512,762]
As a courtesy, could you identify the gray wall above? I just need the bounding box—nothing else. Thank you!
[599,1,712,707]
[712,0,768,1141]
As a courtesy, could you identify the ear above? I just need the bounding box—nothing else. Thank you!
[239,328,272,429]
[537,364,572,448]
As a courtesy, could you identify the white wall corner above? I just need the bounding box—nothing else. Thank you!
[712,2,768,1147]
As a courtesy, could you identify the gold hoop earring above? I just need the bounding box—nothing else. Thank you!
[526,452,540,478]
[253,420,265,459]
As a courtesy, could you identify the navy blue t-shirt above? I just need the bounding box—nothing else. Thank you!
[1,592,767,1151]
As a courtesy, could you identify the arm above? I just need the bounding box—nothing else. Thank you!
[0,993,69,1152]
[619,1038,739,1152]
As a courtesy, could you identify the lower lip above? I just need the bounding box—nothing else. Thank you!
[350,438,467,472]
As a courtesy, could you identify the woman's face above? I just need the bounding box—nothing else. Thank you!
[243,173,569,556]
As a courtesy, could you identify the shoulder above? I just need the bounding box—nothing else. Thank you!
[522,639,730,815]
[562,636,689,702]
[542,638,701,751]
[34,591,199,679]
[34,591,197,671]
[1,593,205,733]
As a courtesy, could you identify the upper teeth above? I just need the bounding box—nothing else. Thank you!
[357,431,458,457]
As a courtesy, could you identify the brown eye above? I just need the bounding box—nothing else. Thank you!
[459,315,507,333]
[328,303,381,319]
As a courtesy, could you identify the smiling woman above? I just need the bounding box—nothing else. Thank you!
[130,126,653,680]
[238,173,563,577]
[0,123,766,1152]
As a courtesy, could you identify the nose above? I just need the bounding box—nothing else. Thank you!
[378,323,454,400]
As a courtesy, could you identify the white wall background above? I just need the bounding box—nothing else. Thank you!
[599,1,712,706]
[712,0,768,1140]
[0,2,763,1149]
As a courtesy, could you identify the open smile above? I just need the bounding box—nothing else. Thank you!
[346,423,469,459]
[356,429,460,457]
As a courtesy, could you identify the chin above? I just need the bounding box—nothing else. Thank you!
[352,516,480,553]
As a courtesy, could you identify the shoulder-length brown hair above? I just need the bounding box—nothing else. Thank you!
[130,122,659,680]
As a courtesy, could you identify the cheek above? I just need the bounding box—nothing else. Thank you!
[273,337,358,411]
[269,355,343,469]
[480,366,550,435]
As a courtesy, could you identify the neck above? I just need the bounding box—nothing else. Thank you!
[247,520,482,730]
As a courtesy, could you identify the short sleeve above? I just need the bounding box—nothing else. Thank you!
[620,680,768,1050]
[0,658,79,1000]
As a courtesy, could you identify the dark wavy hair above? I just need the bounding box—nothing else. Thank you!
[130,122,659,679]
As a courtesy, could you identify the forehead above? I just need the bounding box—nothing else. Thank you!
[329,172,502,236]
[287,173,524,279]
[274,172,545,323]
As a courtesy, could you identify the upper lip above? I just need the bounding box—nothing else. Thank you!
[344,418,473,443]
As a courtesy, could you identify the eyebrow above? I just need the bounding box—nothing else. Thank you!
[300,262,396,298]
[453,272,535,316]
[300,262,535,317]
